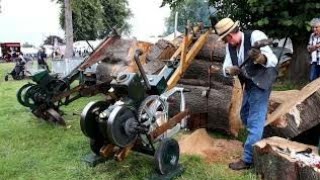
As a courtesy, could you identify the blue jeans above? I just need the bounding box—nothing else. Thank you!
[310,62,320,81]
[240,81,271,164]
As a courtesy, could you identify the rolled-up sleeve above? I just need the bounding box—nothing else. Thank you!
[251,30,278,68]
[223,46,233,77]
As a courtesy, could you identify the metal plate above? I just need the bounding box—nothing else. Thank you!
[107,105,138,147]
[80,101,110,139]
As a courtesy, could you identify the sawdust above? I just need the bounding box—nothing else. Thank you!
[179,128,243,163]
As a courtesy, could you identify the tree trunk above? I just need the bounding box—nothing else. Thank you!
[64,0,74,59]
[168,84,233,133]
[254,136,320,180]
[289,37,309,82]
[264,78,320,139]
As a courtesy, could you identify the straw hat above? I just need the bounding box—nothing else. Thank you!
[214,18,240,41]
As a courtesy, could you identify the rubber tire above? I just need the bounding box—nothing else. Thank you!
[154,138,180,175]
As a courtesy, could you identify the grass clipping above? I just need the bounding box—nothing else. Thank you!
[179,128,243,163]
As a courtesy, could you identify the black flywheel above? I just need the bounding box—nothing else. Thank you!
[154,138,180,175]
[80,101,110,139]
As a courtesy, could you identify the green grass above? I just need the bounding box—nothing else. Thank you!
[0,62,258,180]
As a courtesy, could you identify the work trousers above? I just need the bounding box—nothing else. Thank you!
[309,62,320,81]
[240,80,272,164]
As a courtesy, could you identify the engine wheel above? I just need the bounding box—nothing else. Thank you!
[16,83,36,107]
[154,138,180,175]
[138,95,168,143]
[80,101,110,139]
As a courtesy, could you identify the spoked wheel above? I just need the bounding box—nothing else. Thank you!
[22,85,46,109]
[80,101,110,139]
[138,95,168,143]
[154,138,180,175]
[16,83,35,107]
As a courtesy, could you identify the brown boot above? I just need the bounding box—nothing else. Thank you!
[229,159,252,170]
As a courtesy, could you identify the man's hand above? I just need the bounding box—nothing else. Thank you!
[225,66,240,76]
[248,48,267,65]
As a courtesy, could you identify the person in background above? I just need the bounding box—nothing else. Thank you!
[214,17,278,170]
[37,46,50,71]
[307,18,320,81]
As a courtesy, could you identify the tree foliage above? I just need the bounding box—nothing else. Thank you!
[43,35,64,45]
[164,0,211,35]
[55,0,131,41]
[162,0,320,81]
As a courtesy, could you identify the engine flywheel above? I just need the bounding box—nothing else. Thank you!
[80,101,110,139]
[107,105,138,147]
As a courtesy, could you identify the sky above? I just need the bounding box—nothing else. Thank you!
[0,0,170,47]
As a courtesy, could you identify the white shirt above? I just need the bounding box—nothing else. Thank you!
[308,33,320,64]
[222,30,278,76]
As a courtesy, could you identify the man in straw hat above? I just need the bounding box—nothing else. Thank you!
[214,17,278,170]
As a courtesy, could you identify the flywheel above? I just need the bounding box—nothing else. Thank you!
[107,105,138,148]
[80,101,110,139]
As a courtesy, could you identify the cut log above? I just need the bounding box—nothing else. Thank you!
[264,78,320,139]
[96,39,153,83]
[169,84,233,133]
[182,60,233,86]
[172,34,226,62]
[268,90,300,114]
[254,136,320,180]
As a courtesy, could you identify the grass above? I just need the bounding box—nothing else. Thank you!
[0,62,261,180]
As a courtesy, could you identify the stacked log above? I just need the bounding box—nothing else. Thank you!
[95,33,240,134]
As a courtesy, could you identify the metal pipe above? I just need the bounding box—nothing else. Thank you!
[134,49,151,90]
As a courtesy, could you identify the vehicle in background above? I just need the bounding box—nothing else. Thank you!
[0,42,21,62]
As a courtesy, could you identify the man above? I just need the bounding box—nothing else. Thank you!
[37,46,50,71]
[307,18,320,81]
[214,18,278,170]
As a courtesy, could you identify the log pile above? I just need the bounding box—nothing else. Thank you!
[94,32,320,140]
[95,33,239,134]
[254,136,320,180]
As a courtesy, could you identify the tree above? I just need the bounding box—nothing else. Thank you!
[64,0,73,58]
[22,42,35,48]
[55,0,131,41]
[164,0,211,35]
[43,35,64,45]
[162,0,320,82]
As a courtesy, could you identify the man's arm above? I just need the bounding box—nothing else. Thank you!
[251,30,278,67]
[222,46,233,76]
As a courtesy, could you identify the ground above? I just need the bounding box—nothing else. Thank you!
[0,62,258,180]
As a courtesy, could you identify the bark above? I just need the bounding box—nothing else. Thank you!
[264,78,320,139]
[96,39,153,83]
[172,34,226,62]
[64,0,73,59]
[254,136,320,180]
[168,84,233,133]
[289,37,310,82]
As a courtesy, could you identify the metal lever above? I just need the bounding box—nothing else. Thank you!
[134,49,151,90]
